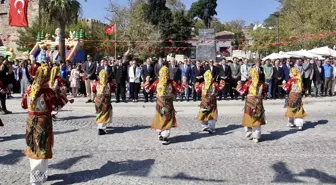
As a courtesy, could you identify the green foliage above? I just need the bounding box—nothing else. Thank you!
[189,0,217,24]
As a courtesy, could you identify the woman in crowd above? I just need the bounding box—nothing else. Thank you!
[70,64,81,98]
[237,68,268,143]
[281,68,307,130]
[19,60,31,97]
[194,70,225,134]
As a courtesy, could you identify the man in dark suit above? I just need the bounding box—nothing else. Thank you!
[282,58,292,82]
[83,54,97,103]
[191,61,204,101]
[154,58,164,79]
[204,60,218,80]
[229,58,241,100]
[114,58,128,103]
[180,59,192,101]
[312,59,324,97]
[272,60,284,99]
[97,59,113,82]
[218,59,231,100]
[141,59,155,102]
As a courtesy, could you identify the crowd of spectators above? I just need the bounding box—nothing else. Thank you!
[0,54,335,112]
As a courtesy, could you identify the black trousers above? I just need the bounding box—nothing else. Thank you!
[130,82,140,100]
[229,79,239,99]
[0,93,7,111]
[192,84,201,101]
[303,78,312,95]
[272,79,282,98]
[218,80,230,99]
[116,83,126,101]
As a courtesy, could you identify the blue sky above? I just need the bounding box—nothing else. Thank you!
[80,0,280,25]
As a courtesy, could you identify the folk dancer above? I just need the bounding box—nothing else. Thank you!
[281,68,307,130]
[144,66,184,145]
[49,66,74,120]
[21,64,59,185]
[194,70,225,134]
[92,69,116,135]
[237,68,268,143]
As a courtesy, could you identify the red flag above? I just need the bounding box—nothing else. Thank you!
[9,0,29,27]
[105,24,115,35]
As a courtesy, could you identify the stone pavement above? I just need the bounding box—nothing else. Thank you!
[1,96,336,185]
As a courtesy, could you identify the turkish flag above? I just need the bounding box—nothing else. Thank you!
[9,0,29,27]
[105,24,115,35]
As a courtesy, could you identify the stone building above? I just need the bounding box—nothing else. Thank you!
[0,0,39,52]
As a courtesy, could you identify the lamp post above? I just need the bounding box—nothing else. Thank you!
[272,13,280,52]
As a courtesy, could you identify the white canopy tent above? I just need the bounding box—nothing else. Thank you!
[309,46,336,57]
[262,53,281,60]
[286,50,324,60]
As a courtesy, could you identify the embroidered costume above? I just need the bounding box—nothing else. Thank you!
[282,68,307,130]
[194,70,225,133]
[49,66,73,119]
[92,69,116,135]
[21,64,58,185]
[238,68,267,143]
[145,66,184,145]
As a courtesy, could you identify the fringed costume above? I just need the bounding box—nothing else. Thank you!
[21,64,59,185]
[145,66,184,145]
[282,68,307,130]
[92,70,116,135]
[238,68,267,143]
[194,70,225,133]
[49,66,73,119]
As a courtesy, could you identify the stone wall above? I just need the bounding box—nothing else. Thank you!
[0,0,39,53]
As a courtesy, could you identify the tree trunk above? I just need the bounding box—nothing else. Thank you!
[59,21,66,62]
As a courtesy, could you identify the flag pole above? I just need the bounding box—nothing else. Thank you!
[114,24,117,60]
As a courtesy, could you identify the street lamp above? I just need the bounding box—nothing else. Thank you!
[271,13,280,52]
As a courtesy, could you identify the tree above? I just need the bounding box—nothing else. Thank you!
[40,0,85,62]
[223,20,246,49]
[189,0,217,27]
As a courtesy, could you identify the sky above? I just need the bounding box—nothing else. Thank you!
[80,0,280,25]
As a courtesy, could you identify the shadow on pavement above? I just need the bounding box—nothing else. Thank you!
[107,125,149,134]
[162,172,225,183]
[303,120,328,131]
[0,150,23,165]
[272,161,336,184]
[61,115,96,121]
[0,129,78,143]
[49,155,92,170]
[171,124,241,144]
[49,159,155,185]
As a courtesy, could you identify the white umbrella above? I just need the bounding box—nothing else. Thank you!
[309,46,336,57]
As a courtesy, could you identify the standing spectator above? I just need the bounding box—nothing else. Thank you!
[0,59,12,114]
[322,58,333,96]
[83,54,97,103]
[312,59,324,97]
[18,60,31,97]
[294,59,304,76]
[169,60,182,100]
[12,60,20,93]
[218,59,231,100]
[229,57,241,100]
[263,59,273,99]
[114,59,128,103]
[180,59,192,101]
[204,60,218,79]
[283,58,292,82]
[6,61,15,99]
[128,60,141,102]
[332,59,336,95]
[240,58,250,100]
[141,59,155,102]
[191,61,204,101]
[70,64,81,97]
[78,63,86,97]
[254,60,265,82]
[98,59,113,82]
[272,60,284,99]
[302,58,314,97]
[154,58,164,79]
